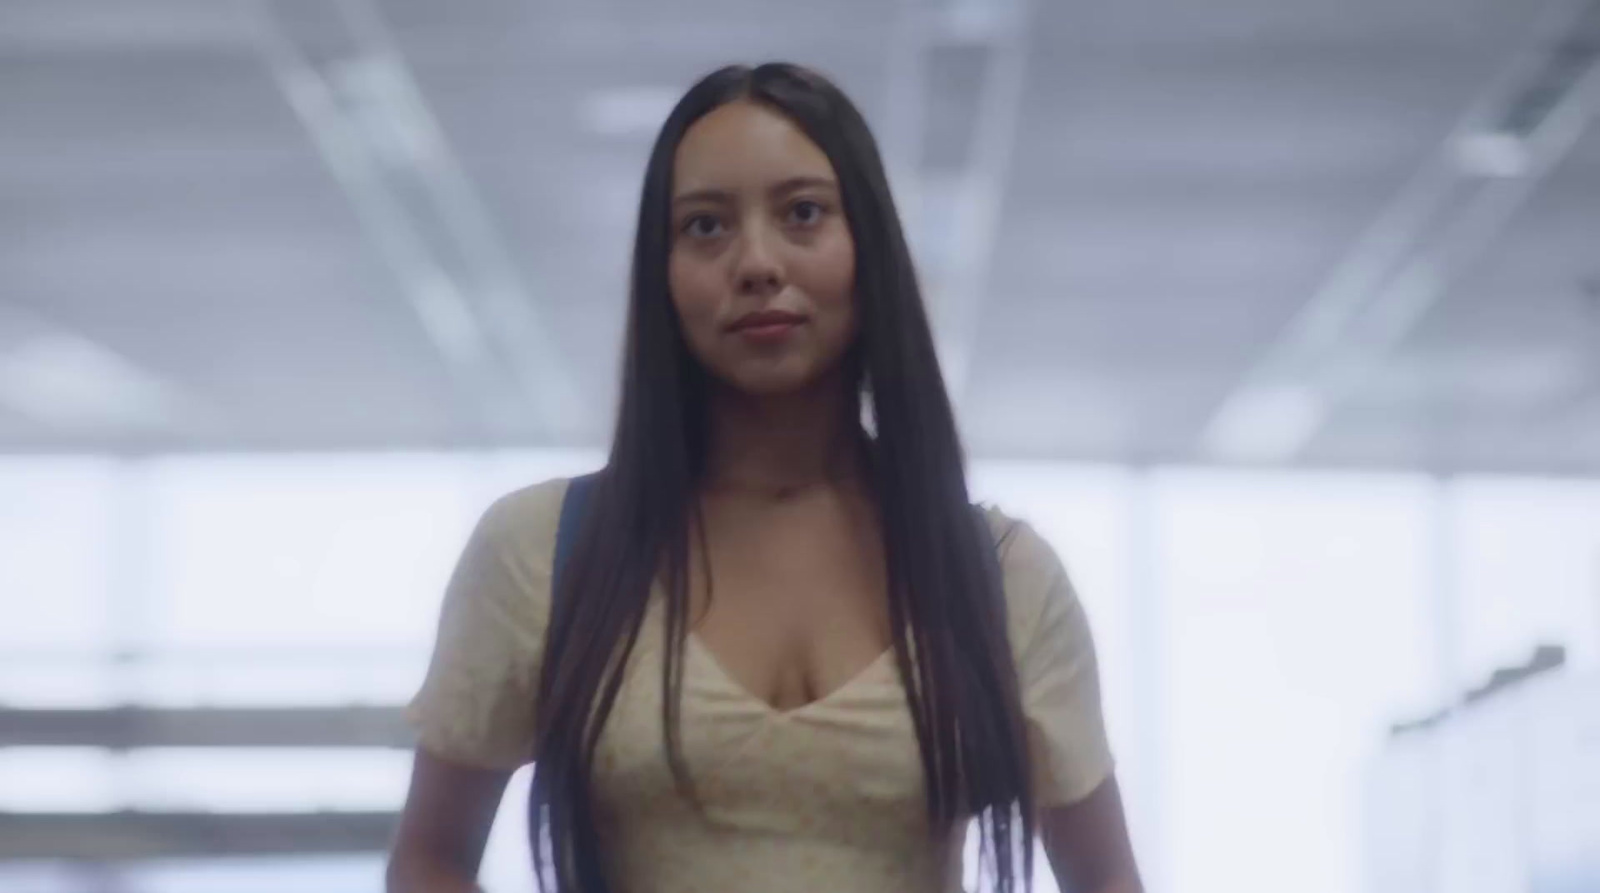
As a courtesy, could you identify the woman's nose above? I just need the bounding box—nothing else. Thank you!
[733,227,785,297]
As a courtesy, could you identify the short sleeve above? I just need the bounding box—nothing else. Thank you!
[992,513,1115,807]
[405,479,567,770]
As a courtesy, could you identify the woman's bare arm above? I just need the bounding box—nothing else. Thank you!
[386,749,514,893]
[1040,774,1144,893]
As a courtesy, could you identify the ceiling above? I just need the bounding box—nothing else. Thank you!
[1,0,1596,473]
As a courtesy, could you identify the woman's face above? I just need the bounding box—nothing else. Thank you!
[668,100,858,396]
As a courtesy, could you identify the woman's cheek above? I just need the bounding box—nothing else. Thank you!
[669,267,719,338]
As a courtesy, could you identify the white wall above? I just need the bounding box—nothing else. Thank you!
[3,453,1598,893]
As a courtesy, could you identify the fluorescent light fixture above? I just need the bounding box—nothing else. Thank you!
[1201,383,1326,463]
[579,87,681,137]
[0,333,183,430]
[936,0,1024,39]
[1454,131,1531,178]
[409,266,489,367]
[337,56,440,169]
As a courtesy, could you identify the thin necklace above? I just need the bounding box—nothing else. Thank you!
[705,469,862,501]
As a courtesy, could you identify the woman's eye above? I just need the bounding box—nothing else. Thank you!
[787,200,826,226]
[681,214,725,239]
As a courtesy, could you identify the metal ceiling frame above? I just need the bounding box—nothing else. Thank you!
[0,705,410,749]
[0,811,396,860]
[250,0,584,442]
[1201,0,1600,463]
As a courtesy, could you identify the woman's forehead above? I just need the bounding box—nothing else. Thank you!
[672,101,837,197]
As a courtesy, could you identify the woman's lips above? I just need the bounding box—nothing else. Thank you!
[729,310,806,344]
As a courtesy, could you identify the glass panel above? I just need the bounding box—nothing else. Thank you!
[127,856,385,893]
[0,747,406,813]
[1448,476,1600,681]
[0,458,115,651]
[144,454,474,653]
[1154,470,1435,893]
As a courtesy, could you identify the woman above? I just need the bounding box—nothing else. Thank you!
[388,63,1141,893]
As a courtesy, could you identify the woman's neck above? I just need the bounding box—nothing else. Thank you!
[703,374,864,497]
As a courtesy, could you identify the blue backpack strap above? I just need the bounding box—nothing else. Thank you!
[554,472,602,594]
[531,473,600,805]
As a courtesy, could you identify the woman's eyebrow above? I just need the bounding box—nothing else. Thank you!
[673,176,839,206]
[768,175,838,197]
[672,187,736,206]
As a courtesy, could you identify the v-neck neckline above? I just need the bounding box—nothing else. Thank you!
[686,630,894,720]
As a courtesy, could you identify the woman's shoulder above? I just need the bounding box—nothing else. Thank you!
[976,503,1062,580]
[472,476,576,572]
[976,503,1079,648]
[407,478,576,770]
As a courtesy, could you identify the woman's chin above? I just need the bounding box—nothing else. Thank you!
[718,361,829,399]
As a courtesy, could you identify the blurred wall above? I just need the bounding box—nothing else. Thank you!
[3,452,1597,892]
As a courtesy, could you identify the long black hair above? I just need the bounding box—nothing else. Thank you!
[531,62,1033,892]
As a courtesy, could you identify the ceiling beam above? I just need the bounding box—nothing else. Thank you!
[886,0,1035,408]
[1200,0,1600,463]
[249,0,584,442]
